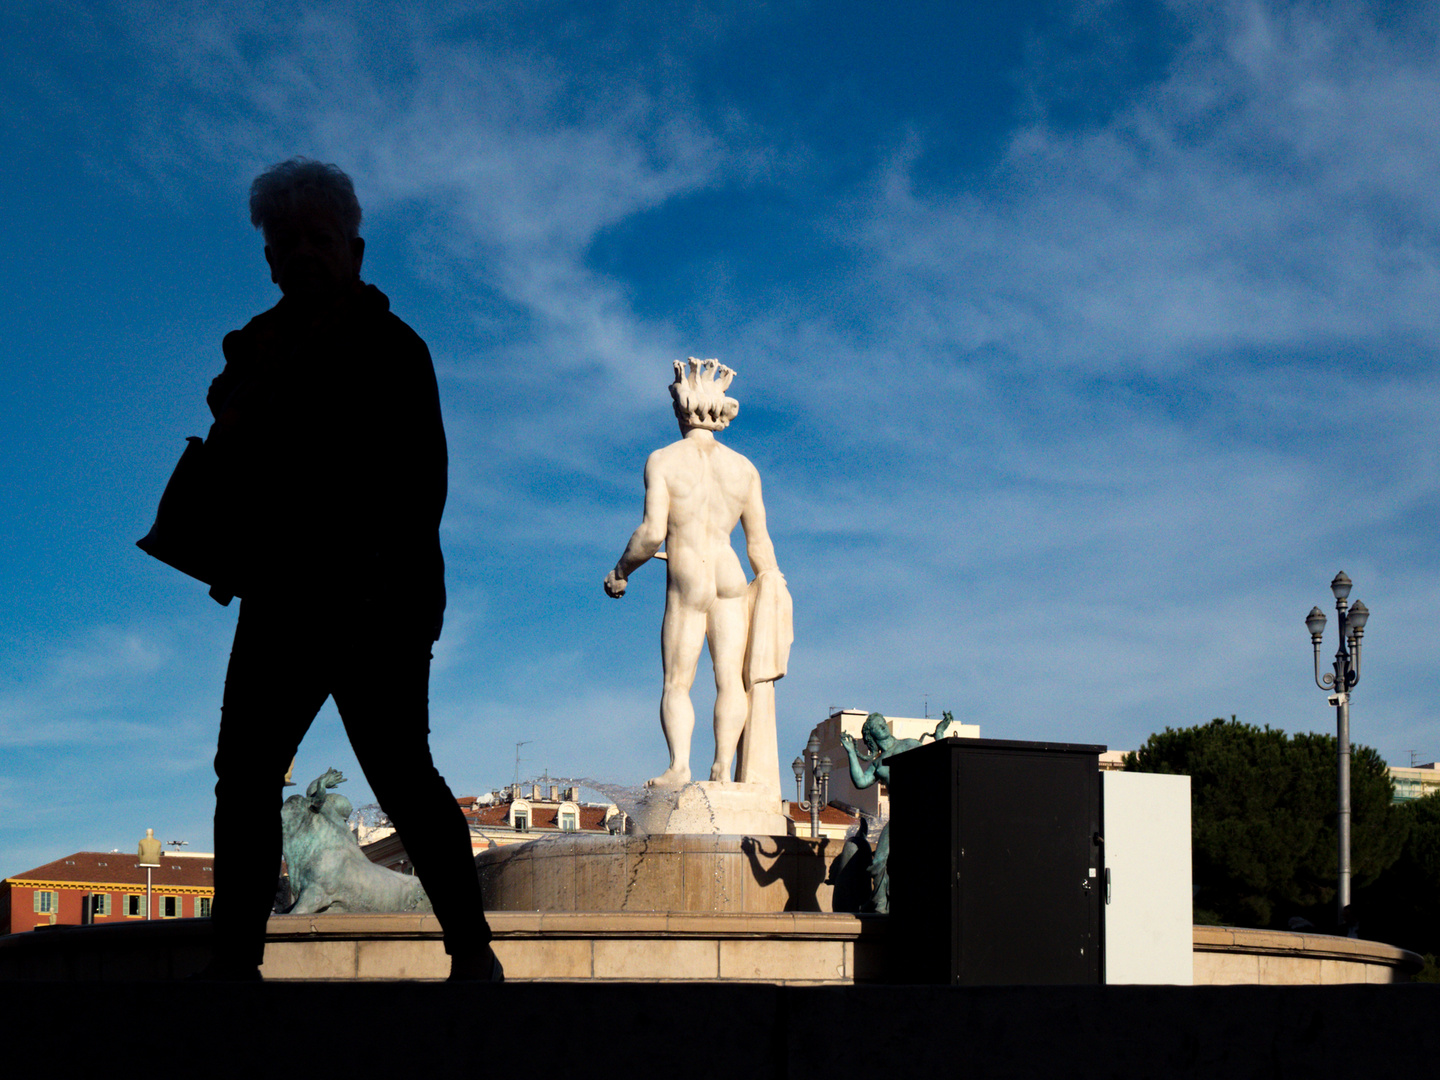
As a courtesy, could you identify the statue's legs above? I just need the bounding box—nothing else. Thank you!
[652,594,707,788]
[869,823,891,914]
[707,594,748,781]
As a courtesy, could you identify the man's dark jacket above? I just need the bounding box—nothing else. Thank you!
[206,283,447,638]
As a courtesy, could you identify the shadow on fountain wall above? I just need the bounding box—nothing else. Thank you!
[740,836,825,912]
[475,831,843,914]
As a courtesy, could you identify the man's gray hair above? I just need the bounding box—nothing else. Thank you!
[249,158,362,239]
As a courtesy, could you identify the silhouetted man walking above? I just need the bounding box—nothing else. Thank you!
[200,158,496,981]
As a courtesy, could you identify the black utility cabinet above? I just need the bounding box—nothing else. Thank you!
[887,737,1104,984]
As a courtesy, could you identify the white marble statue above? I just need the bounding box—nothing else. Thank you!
[605,359,792,798]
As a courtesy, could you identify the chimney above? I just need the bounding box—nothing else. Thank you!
[549,784,559,801]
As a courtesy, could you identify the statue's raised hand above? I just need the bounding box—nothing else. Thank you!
[305,767,347,806]
[604,569,628,598]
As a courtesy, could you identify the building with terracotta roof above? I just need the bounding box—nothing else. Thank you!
[784,800,860,841]
[1,851,215,934]
[361,784,625,873]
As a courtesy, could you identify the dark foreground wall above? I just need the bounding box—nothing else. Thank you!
[3,980,1433,1077]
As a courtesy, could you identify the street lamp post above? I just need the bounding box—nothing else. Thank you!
[1307,571,1370,926]
[792,734,833,840]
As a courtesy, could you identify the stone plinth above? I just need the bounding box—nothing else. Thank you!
[0,916,1424,988]
[628,780,789,835]
[1192,925,1422,985]
[260,910,879,982]
[475,832,840,914]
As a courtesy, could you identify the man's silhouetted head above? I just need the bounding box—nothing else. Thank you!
[250,158,365,307]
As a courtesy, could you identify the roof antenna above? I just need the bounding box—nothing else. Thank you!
[514,741,532,787]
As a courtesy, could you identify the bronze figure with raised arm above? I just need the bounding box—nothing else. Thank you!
[838,710,954,913]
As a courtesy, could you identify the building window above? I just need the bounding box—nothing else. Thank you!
[89,893,111,917]
[560,811,578,831]
[125,894,144,917]
[33,890,58,914]
[198,897,212,918]
[161,895,180,918]
[510,798,531,831]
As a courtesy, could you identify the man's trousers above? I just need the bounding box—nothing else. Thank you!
[209,595,490,968]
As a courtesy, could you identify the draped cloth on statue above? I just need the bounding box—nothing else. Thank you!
[735,569,793,798]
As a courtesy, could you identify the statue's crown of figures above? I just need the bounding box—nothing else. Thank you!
[670,357,739,430]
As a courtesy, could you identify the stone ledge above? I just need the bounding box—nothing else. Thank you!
[1192,925,1422,985]
[265,910,876,940]
[1193,924,1420,964]
[0,915,1422,986]
[257,910,881,982]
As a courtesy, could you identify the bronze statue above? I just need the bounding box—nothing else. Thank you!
[838,711,954,913]
[280,769,431,916]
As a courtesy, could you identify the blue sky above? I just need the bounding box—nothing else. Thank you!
[3,0,1438,875]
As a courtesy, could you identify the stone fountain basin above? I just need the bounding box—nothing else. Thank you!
[475,832,842,914]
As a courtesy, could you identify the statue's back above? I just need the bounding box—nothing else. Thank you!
[655,437,755,603]
[658,437,754,534]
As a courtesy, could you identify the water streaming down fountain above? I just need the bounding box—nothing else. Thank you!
[474,777,846,915]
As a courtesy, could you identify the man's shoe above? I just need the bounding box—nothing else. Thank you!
[447,946,503,983]
[187,961,263,982]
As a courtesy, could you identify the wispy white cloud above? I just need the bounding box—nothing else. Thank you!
[0,620,232,872]
[97,1,769,558]
[48,628,167,682]
[687,1,1440,758]
[118,2,739,377]
[9,0,1436,850]
[839,1,1440,378]
[0,627,181,747]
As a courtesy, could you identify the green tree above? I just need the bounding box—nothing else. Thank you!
[1358,792,1440,964]
[1126,717,1405,928]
